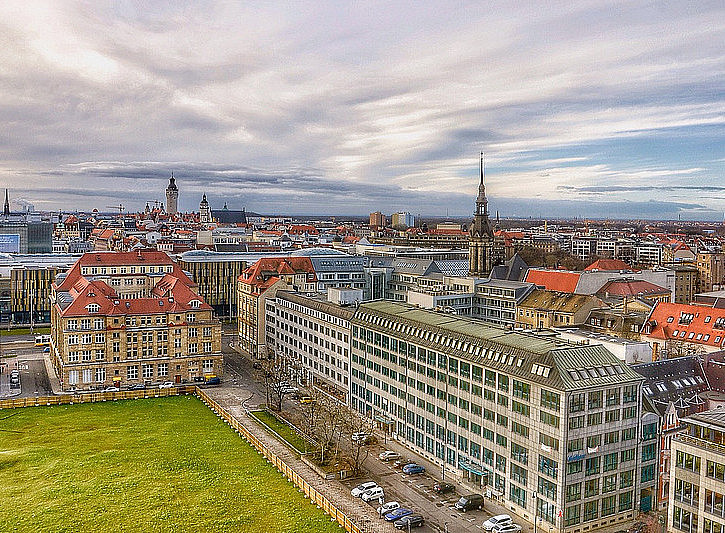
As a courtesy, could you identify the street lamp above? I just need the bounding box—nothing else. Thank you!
[533,491,538,533]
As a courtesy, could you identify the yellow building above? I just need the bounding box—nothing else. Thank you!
[516,289,601,329]
[50,250,222,391]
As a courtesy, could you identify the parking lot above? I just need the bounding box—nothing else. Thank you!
[343,441,526,533]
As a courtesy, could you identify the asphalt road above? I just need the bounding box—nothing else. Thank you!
[0,337,53,398]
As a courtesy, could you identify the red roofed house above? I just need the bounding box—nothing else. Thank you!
[584,259,633,272]
[50,250,222,391]
[525,268,581,293]
[643,301,725,358]
[237,257,318,357]
[596,279,671,304]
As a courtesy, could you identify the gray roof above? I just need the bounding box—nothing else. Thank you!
[309,255,365,272]
[353,301,641,391]
[276,291,355,320]
[683,408,725,431]
[632,356,708,417]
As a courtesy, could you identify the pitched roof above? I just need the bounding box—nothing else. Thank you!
[632,356,709,417]
[584,259,632,272]
[519,289,599,313]
[353,301,641,392]
[597,279,670,298]
[646,301,725,348]
[525,269,581,293]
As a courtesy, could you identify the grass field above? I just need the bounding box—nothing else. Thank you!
[0,326,51,336]
[249,410,316,454]
[0,397,345,533]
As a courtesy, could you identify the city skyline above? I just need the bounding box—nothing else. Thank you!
[1,1,723,219]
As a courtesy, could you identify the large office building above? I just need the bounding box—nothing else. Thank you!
[50,251,223,390]
[350,301,655,532]
[266,290,353,403]
[669,410,725,533]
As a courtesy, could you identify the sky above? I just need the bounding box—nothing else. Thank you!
[1,1,724,220]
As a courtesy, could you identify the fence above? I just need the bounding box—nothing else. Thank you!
[196,388,363,533]
[0,385,364,533]
[0,385,197,409]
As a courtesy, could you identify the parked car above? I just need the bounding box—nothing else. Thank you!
[158,382,174,389]
[402,463,425,475]
[384,508,413,522]
[43,347,50,353]
[280,386,299,394]
[394,514,425,529]
[102,386,120,392]
[252,361,263,370]
[376,501,400,516]
[205,376,221,386]
[392,458,409,469]
[299,395,315,404]
[432,481,455,494]
[128,383,146,391]
[379,450,402,462]
[493,524,522,533]
[352,432,374,445]
[483,515,513,531]
[351,481,378,498]
[455,493,484,512]
[361,486,385,502]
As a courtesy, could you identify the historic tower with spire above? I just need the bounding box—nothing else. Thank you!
[199,193,211,224]
[166,174,179,215]
[468,152,495,277]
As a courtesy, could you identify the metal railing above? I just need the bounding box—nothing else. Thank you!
[0,385,197,409]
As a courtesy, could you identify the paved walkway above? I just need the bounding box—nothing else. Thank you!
[206,387,396,533]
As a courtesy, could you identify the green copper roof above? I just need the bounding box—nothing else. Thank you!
[353,301,641,391]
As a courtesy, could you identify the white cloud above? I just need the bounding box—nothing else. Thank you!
[0,1,723,217]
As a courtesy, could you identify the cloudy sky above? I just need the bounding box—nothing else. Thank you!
[1,1,724,219]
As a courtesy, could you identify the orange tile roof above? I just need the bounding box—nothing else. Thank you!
[584,259,632,271]
[525,269,581,293]
[647,302,725,348]
[597,279,669,297]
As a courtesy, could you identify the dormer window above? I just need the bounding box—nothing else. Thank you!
[189,300,201,309]
[86,303,100,314]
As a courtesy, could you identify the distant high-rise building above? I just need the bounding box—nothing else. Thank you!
[3,189,9,217]
[199,193,211,224]
[166,174,178,215]
[369,211,386,228]
[391,212,414,229]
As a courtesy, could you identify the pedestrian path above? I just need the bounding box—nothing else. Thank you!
[206,387,396,533]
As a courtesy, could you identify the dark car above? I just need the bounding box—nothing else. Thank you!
[455,493,484,512]
[433,481,455,494]
[394,514,425,529]
[384,508,413,522]
[205,377,221,386]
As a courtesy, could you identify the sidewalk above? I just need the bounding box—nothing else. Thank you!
[43,353,63,394]
[206,387,396,533]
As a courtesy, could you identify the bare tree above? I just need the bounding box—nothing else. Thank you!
[259,351,295,411]
[313,393,346,464]
[342,407,376,475]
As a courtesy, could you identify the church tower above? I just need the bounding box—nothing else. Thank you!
[469,152,495,277]
[166,174,178,215]
[199,193,212,224]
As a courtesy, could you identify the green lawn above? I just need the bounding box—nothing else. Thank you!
[0,326,51,336]
[249,410,316,454]
[0,397,344,533]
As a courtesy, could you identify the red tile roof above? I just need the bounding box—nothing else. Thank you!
[646,302,725,348]
[584,259,633,272]
[239,257,317,294]
[78,250,173,266]
[525,269,581,293]
[597,279,670,297]
[53,252,209,318]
